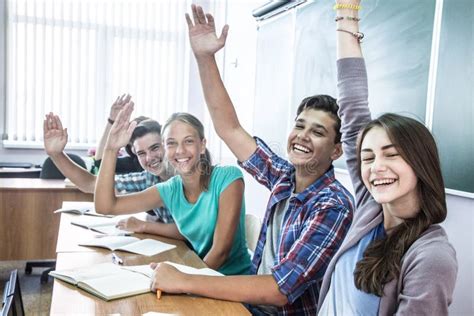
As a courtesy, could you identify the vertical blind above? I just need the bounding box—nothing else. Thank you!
[5,0,192,148]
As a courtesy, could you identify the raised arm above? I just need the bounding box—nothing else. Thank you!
[94,102,164,216]
[43,113,96,193]
[335,0,372,207]
[95,94,131,160]
[203,179,244,270]
[186,5,256,162]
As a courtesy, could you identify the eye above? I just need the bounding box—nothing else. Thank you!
[166,141,177,147]
[185,139,194,144]
[137,152,145,157]
[312,130,324,136]
[386,152,400,158]
[151,145,161,152]
[361,155,374,163]
[294,124,304,130]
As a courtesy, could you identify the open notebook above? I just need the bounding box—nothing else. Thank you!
[55,201,112,217]
[70,216,130,235]
[49,261,223,301]
[79,236,176,256]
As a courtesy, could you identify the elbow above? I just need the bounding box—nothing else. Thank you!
[272,293,289,307]
[94,199,115,215]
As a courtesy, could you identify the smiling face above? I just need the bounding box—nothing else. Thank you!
[360,126,420,227]
[287,109,342,176]
[132,132,164,176]
[163,121,206,176]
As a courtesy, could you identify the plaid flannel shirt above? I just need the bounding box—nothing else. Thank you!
[114,171,174,223]
[239,137,353,315]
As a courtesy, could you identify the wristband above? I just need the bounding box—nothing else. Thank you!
[333,3,362,11]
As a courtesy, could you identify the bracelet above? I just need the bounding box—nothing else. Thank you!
[107,118,115,125]
[336,28,364,42]
[333,3,362,11]
[335,16,360,22]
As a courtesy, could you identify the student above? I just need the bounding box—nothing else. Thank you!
[149,5,354,315]
[317,1,457,314]
[43,105,174,226]
[94,102,251,275]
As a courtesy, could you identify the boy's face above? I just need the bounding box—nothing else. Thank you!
[287,109,342,175]
[132,133,164,175]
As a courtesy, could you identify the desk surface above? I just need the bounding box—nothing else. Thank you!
[0,178,76,190]
[50,214,250,315]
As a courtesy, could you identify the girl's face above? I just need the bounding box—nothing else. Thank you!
[163,121,206,176]
[360,126,420,228]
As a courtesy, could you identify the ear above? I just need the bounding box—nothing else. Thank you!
[331,142,343,161]
[200,138,207,155]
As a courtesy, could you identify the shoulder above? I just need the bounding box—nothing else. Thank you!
[403,225,457,279]
[212,165,243,178]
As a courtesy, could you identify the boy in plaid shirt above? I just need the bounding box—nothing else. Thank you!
[149,5,354,315]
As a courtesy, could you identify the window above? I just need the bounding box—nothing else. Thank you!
[4,0,192,149]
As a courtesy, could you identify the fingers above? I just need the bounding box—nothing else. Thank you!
[150,262,158,269]
[196,5,207,24]
[206,13,214,28]
[219,24,229,43]
[54,115,64,131]
[185,13,193,30]
[191,3,200,24]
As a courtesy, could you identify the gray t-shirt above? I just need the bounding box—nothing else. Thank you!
[256,194,293,314]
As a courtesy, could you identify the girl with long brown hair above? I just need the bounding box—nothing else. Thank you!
[317,0,457,314]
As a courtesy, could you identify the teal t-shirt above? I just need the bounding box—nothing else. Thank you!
[156,165,251,275]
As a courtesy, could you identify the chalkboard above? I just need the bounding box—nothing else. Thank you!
[253,0,473,195]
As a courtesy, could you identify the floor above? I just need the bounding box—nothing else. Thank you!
[0,260,52,315]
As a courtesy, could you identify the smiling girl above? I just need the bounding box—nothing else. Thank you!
[94,103,251,275]
[317,1,457,314]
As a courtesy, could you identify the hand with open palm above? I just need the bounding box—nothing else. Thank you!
[185,4,229,58]
[43,113,68,156]
[105,101,137,152]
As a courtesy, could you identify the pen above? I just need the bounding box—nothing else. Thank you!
[156,289,162,300]
[94,233,130,238]
[111,253,123,265]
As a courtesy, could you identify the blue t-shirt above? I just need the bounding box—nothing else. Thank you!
[156,165,251,275]
[319,222,385,315]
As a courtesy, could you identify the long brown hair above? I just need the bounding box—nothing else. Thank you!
[162,112,213,191]
[354,113,446,296]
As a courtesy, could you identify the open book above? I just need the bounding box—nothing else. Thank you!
[79,236,176,256]
[71,216,131,235]
[50,262,222,301]
[54,201,112,217]
[49,263,151,301]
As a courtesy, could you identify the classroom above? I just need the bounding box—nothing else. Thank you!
[1,0,472,315]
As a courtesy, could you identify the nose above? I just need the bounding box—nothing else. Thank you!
[175,142,185,155]
[297,129,310,141]
[371,156,387,173]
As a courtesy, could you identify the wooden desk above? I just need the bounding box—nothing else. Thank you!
[50,214,250,315]
[0,179,93,260]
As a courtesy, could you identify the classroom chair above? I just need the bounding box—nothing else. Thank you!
[245,214,262,257]
[1,269,25,316]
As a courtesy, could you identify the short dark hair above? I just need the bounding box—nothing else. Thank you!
[125,118,162,158]
[295,95,341,143]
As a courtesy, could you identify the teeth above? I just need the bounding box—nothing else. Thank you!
[372,179,396,186]
[176,158,189,163]
[293,144,311,153]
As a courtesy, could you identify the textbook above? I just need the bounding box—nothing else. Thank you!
[49,262,151,301]
[70,216,131,235]
[79,236,176,256]
[54,201,113,217]
[49,262,223,301]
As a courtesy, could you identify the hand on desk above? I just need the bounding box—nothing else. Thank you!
[116,217,145,233]
[150,262,185,294]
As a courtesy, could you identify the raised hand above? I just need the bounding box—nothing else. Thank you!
[43,113,68,156]
[109,94,131,123]
[185,4,229,58]
[105,101,137,151]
